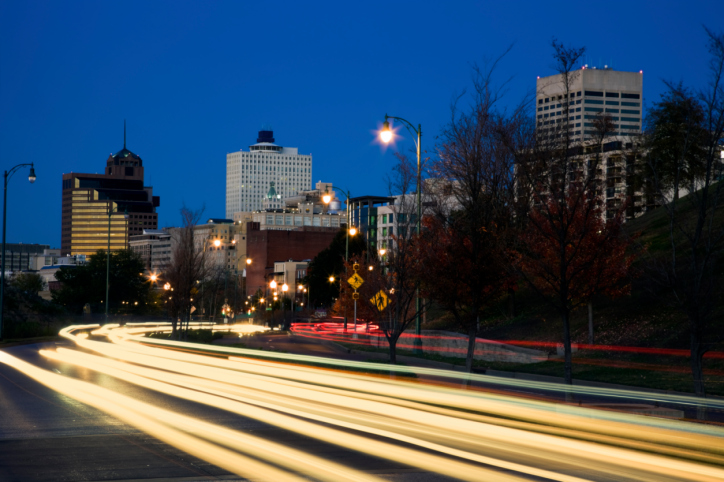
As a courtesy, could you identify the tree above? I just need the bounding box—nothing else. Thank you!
[368,233,428,364]
[513,40,638,386]
[645,85,708,202]
[165,206,208,338]
[645,28,724,398]
[52,249,152,315]
[422,58,524,372]
[10,272,44,295]
[304,228,366,309]
[359,152,430,364]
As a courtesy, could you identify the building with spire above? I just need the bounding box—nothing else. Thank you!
[61,122,161,256]
[225,127,312,217]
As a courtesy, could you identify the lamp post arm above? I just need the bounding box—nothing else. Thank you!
[5,163,35,183]
[327,185,351,202]
[384,115,421,149]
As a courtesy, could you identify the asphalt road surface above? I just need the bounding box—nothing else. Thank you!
[0,324,722,482]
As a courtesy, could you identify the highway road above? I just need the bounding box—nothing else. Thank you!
[1,323,723,482]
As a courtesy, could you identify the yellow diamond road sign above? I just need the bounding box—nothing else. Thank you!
[347,273,364,289]
[371,290,389,311]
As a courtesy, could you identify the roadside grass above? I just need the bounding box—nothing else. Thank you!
[147,329,225,344]
[336,340,724,395]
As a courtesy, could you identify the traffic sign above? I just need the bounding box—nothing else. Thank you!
[348,273,364,289]
[371,290,389,311]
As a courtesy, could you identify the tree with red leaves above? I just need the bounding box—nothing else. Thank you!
[517,188,637,384]
[417,215,515,372]
[513,40,639,386]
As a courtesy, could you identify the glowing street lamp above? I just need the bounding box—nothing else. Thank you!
[270,280,277,290]
[380,120,393,143]
[378,113,423,353]
[213,239,221,248]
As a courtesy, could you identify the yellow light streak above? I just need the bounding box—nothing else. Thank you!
[0,323,721,482]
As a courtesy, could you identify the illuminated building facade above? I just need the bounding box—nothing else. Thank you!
[226,128,312,217]
[61,132,160,256]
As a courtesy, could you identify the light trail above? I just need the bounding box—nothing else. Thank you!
[1,323,723,481]
[291,321,724,360]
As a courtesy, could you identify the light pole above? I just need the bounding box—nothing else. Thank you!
[270,279,277,327]
[105,206,128,323]
[282,282,288,330]
[322,186,357,332]
[0,163,36,339]
[380,114,423,354]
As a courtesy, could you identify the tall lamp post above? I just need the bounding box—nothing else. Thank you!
[105,206,128,323]
[322,186,357,332]
[282,282,289,330]
[380,114,423,354]
[0,163,36,339]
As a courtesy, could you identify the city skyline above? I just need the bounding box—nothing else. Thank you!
[2,1,723,247]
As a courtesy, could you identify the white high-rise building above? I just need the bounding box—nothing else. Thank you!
[226,128,312,217]
[536,67,643,142]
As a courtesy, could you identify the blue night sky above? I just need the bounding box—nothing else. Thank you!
[1,0,722,248]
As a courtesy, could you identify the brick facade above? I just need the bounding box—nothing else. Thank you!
[245,222,337,296]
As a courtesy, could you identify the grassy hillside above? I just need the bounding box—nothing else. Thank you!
[423,185,724,395]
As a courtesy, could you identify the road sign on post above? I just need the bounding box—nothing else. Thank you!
[348,273,364,289]
[370,290,389,311]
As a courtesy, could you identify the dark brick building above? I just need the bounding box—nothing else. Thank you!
[245,222,337,295]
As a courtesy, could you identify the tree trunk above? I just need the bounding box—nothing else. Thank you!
[465,322,477,373]
[508,288,516,318]
[389,338,397,365]
[588,301,594,345]
[562,308,573,385]
[691,332,706,398]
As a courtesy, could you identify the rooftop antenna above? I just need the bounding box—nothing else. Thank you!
[124,119,127,149]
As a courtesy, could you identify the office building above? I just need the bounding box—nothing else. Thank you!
[269,260,309,301]
[129,229,172,273]
[245,223,337,297]
[226,128,312,217]
[535,67,649,219]
[28,248,62,271]
[61,129,161,256]
[536,67,643,142]
[1,243,50,273]
[239,181,345,232]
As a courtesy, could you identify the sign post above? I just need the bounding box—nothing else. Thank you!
[347,263,364,338]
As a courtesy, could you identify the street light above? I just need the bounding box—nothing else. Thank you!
[0,163,36,339]
[322,186,358,332]
[380,113,423,354]
[282,283,288,329]
[105,206,129,324]
[213,239,221,248]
